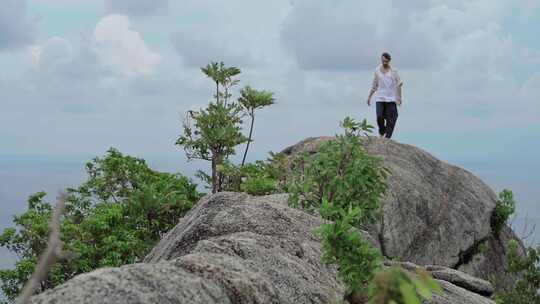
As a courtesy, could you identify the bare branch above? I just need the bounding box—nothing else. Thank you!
[509,211,517,228]
[17,192,68,304]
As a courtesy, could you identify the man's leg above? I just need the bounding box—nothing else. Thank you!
[376,102,386,136]
[385,102,398,138]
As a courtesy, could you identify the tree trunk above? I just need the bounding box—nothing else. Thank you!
[224,86,228,107]
[211,155,217,193]
[216,153,224,192]
[216,81,219,103]
[241,111,255,166]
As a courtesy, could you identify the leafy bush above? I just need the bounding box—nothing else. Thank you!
[218,152,288,196]
[286,117,442,302]
[315,202,382,293]
[287,117,390,293]
[0,148,201,301]
[368,266,442,304]
[287,117,390,224]
[240,176,277,195]
[491,189,516,235]
[494,240,540,304]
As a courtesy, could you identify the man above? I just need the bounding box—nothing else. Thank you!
[367,52,403,139]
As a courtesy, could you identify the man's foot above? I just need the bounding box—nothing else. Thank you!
[379,134,385,138]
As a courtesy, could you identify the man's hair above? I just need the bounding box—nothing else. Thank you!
[382,52,391,61]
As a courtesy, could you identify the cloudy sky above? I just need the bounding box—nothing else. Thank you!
[0,0,539,233]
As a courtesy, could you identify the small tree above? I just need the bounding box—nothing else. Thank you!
[177,61,248,193]
[238,85,275,166]
[179,62,276,193]
[177,101,247,193]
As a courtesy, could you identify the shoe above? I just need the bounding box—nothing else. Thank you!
[379,134,385,138]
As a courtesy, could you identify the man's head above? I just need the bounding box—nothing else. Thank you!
[381,52,391,68]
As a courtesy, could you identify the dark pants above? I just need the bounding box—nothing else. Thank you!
[376,101,398,138]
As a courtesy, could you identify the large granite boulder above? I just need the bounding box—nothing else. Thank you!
[30,192,344,304]
[30,192,496,304]
[280,136,526,289]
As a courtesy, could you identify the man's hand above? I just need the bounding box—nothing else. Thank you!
[367,99,371,106]
[397,99,402,107]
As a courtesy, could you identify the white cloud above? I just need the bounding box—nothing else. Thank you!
[36,36,73,65]
[27,15,161,79]
[170,28,259,68]
[23,35,117,112]
[94,14,161,76]
[280,0,518,70]
[166,0,291,68]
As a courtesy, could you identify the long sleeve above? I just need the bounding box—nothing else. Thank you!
[369,71,378,95]
[394,70,403,102]
[394,70,403,87]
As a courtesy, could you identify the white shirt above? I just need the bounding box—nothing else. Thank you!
[369,65,403,103]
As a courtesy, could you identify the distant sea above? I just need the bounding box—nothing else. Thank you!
[1,153,538,300]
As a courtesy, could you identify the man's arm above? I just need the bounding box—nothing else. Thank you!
[395,70,403,105]
[367,71,378,105]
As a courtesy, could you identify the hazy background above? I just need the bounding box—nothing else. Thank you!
[1,0,539,299]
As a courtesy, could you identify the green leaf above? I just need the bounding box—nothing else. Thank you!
[412,277,432,299]
[399,279,421,304]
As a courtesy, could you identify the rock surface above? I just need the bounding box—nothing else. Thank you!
[384,261,495,304]
[426,265,494,296]
[280,136,526,288]
[31,192,497,304]
[456,225,522,291]
[428,280,495,304]
[31,192,345,304]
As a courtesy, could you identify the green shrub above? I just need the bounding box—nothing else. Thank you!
[218,153,288,196]
[478,242,489,254]
[491,189,516,235]
[368,267,442,304]
[287,117,390,224]
[494,240,540,304]
[315,202,382,293]
[287,117,390,293]
[241,176,277,195]
[0,148,201,301]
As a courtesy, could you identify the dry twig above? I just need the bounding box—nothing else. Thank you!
[17,192,68,304]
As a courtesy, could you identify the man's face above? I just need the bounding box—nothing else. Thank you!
[381,56,390,68]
